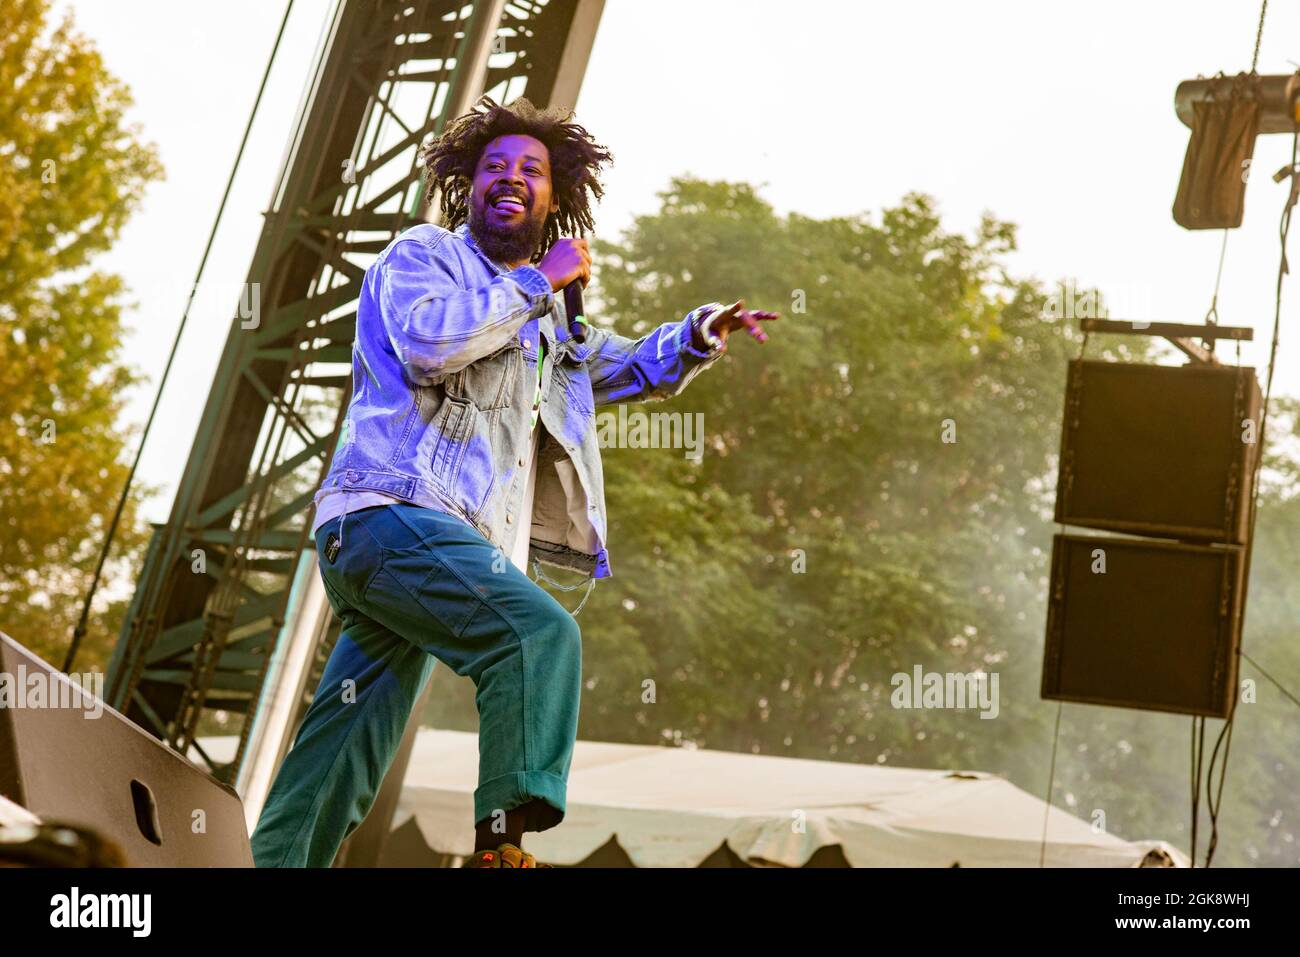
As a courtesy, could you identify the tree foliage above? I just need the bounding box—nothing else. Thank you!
[0,0,163,670]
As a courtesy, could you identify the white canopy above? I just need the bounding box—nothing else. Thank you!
[390,729,1187,868]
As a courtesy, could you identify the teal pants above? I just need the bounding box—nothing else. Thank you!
[250,503,582,867]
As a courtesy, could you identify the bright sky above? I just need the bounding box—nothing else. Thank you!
[55,0,1300,522]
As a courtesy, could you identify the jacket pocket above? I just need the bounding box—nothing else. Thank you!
[430,395,496,521]
[554,346,595,416]
[452,340,519,411]
[431,394,473,488]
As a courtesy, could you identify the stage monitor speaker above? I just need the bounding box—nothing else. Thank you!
[1042,534,1243,718]
[0,631,253,866]
[1055,359,1261,544]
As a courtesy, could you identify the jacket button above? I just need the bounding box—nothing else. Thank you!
[518,457,525,467]
[506,514,514,524]
[523,338,532,349]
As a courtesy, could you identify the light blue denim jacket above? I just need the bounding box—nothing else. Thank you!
[313,221,727,580]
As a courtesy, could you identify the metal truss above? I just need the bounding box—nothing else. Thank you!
[107,0,605,782]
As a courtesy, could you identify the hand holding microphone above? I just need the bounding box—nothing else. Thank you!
[538,236,591,341]
[538,237,590,293]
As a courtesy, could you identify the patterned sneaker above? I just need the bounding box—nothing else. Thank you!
[462,843,553,868]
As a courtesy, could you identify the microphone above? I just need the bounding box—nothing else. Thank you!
[563,279,586,343]
[563,231,589,343]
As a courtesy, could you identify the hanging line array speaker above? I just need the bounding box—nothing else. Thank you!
[1043,534,1243,718]
[1055,359,1262,543]
[1044,359,1261,718]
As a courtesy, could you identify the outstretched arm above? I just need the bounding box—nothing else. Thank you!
[584,300,779,406]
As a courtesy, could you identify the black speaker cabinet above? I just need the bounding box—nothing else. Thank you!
[0,631,253,866]
[1055,360,1261,544]
[1042,534,1243,718]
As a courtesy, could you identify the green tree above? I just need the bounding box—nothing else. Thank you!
[535,176,1298,866]
[0,0,164,671]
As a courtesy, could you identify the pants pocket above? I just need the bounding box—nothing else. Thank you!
[316,512,386,609]
[367,553,485,642]
[353,506,488,648]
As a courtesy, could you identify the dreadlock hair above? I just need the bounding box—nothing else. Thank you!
[418,94,613,264]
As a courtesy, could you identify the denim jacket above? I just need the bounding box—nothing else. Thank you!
[313,221,727,580]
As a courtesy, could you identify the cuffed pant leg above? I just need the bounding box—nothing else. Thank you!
[467,594,581,832]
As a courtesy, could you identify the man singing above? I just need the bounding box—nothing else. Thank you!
[250,95,779,868]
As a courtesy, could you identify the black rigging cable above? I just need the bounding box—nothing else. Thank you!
[1200,124,1298,867]
[1180,0,1284,869]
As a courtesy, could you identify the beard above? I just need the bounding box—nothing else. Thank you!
[467,199,549,267]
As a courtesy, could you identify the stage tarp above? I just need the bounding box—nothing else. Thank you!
[315,729,1189,867]
[197,730,1186,867]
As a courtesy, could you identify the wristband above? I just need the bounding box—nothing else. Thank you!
[697,308,724,351]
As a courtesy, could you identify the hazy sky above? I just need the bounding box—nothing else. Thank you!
[54,0,1300,522]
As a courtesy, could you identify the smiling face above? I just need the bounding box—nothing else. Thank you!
[466,133,559,269]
